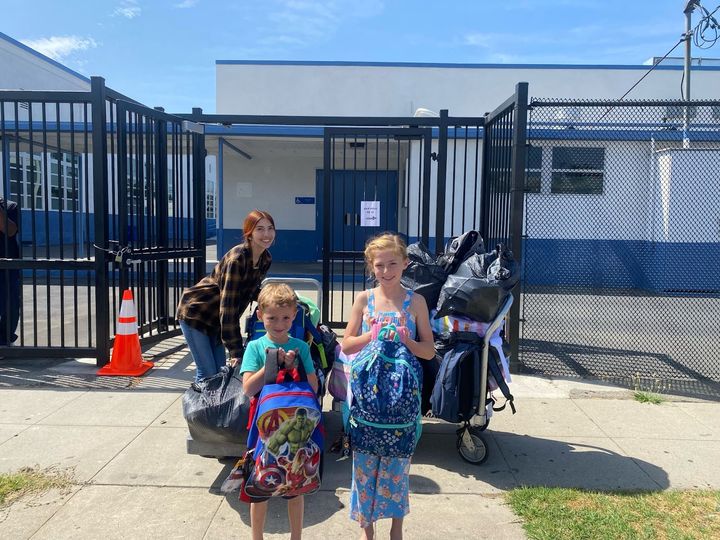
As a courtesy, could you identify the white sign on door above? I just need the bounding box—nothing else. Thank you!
[360,201,380,227]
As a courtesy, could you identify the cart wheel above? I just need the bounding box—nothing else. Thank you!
[456,427,488,464]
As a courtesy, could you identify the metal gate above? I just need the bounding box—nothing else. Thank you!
[0,77,206,364]
[320,127,433,327]
[319,83,529,353]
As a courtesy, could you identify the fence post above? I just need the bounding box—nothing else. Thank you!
[435,109,449,254]
[91,76,111,366]
[191,108,207,283]
[508,82,529,372]
[321,130,331,325]
[154,107,169,331]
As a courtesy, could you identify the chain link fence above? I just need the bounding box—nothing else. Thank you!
[520,99,720,398]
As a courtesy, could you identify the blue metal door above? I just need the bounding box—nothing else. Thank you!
[320,127,433,327]
[315,169,398,255]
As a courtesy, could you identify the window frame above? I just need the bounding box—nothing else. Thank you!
[550,146,605,195]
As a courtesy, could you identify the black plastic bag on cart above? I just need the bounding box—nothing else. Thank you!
[435,244,519,323]
[437,230,484,274]
[183,365,250,444]
[400,242,448,308]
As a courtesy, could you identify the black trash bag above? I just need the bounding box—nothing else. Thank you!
[437,230,484,274]
[435,244,519,323]
[182,365,250,444]
[400,242,448,308]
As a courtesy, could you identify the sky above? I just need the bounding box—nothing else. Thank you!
[1,0,714,114]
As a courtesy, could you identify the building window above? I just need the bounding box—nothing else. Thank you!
[50,152,81,211]
[9,153,44,209]
[525,145,542,193]
[206,192,215,219]
[205,178,216,219]
[551,147,605,194]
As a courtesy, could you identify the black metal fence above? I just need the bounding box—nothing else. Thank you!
[521,98,720,397]
[0,77,206,364]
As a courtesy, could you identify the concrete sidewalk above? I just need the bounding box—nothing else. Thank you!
[1,343,719,539]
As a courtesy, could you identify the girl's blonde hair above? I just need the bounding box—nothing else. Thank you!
[364,233,408,272]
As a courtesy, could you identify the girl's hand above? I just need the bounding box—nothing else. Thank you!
[396,326,409,344]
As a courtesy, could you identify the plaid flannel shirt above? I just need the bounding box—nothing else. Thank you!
[176,244,271,359]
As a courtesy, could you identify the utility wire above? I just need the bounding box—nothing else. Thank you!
[602,1,719,116]
[599,38,684,120]
[693,3,720,49]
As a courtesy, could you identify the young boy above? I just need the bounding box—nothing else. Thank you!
[240,282,319,540]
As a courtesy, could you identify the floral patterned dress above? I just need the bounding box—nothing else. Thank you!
[349,288,418,528]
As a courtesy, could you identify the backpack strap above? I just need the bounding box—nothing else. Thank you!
[263,347,309,385]
[487,346,516,414]
[264,348,280,384]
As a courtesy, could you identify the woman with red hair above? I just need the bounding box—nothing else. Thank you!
[177,209,276,382]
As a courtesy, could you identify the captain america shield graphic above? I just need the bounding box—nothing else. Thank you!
[256,465,285,492]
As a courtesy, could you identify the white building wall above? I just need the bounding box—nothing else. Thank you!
[217,62,720,117]
[0,34,89,91]
[654,148,720,243]
[220,143,321,231]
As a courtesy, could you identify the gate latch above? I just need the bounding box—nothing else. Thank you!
[112,246,141,266]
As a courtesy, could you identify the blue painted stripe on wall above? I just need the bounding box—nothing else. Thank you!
[220,228,320,262]
[524,238,720,291]
[18,212,215,246]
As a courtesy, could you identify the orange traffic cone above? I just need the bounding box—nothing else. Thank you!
[98,289,154,377]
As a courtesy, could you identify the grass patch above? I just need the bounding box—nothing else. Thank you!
[630,373,668,405]
[507,487,720,540]
[0,467,74,506]
[633,391,664,404]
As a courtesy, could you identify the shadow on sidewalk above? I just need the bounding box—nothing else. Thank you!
[410,428,670,492]
[208,459,346,532]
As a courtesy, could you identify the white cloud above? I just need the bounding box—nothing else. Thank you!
[464,34,493,48]
[258,0,384,48]
[175,0,198,7]
[21,35,98,61]
[113,1,141,19]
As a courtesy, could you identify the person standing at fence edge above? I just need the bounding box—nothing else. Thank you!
[0,197,20,347]
[176,209,275,382]
[341,233,435,540]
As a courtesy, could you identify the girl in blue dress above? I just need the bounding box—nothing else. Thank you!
[341,233,435,540]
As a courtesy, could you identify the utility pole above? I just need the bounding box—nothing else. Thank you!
[683,0,699,147]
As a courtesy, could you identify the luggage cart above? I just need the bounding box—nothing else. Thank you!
[451,292,514,465]
[186,277,323,458]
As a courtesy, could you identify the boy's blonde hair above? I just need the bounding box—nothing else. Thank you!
[364,233,408,273]
[257,282,298,312]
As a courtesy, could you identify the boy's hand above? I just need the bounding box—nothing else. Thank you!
[277,348,298,368]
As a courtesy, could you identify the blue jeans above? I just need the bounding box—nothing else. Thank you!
[179,320,228,382]
[0,270,20,346]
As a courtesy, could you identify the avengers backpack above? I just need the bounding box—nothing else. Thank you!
[241,348,324,501]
